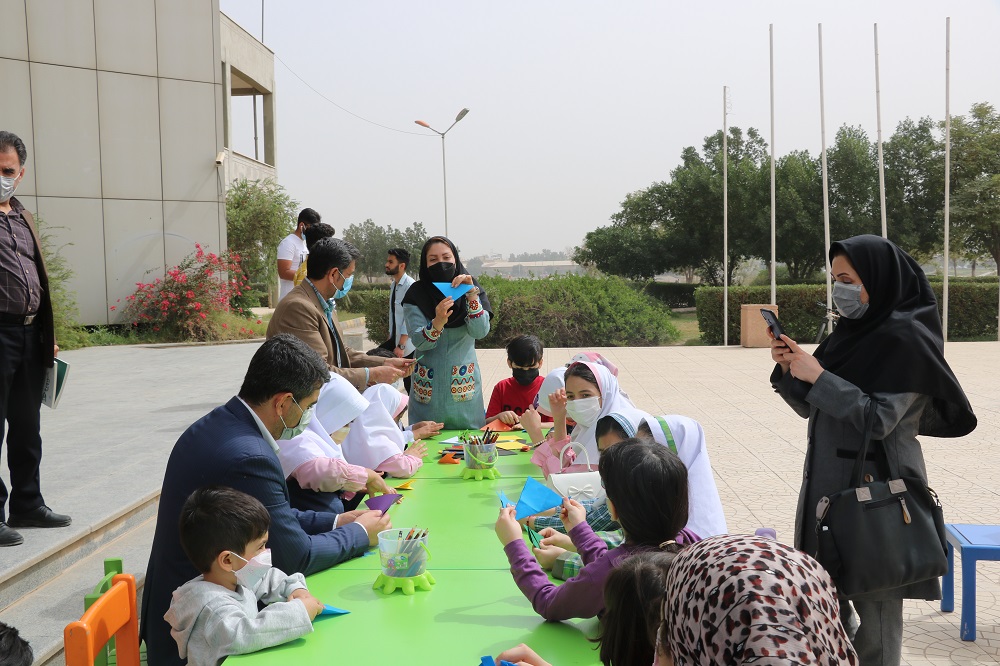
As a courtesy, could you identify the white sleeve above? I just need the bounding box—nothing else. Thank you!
[277,236,296,261]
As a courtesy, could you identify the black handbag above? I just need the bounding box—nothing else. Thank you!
[814,397,948,598]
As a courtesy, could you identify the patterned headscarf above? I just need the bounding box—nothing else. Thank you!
[662,535,857,665]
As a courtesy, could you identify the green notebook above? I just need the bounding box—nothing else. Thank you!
[42,358,69,409]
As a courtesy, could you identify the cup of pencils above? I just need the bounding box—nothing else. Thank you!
[378,528,430,578]
[464,431,499,471]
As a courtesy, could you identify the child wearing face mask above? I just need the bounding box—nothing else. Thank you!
[165,486,324,666]
[485,335,551,426]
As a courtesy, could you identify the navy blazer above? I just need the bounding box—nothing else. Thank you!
[140,397,370,666]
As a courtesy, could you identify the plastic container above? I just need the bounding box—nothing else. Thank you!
[378,529,430,578]
[465,442,498,470]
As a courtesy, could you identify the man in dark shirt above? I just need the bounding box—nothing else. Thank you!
[0,130,70,547]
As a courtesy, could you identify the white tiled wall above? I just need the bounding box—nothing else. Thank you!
[0,0,225,325]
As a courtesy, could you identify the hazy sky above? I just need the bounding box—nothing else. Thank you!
[219,1,1000,259]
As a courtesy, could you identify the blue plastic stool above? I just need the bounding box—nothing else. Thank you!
[941,523,1000,641]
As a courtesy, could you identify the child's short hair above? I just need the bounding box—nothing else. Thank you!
[0,622,33,666]
[597,551,678,666]
[179,486,270,573]
[599,438,688,547]
[506,335,543,367]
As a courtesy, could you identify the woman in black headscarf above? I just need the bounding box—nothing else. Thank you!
[768,235,976,666]
[402,236,492,429]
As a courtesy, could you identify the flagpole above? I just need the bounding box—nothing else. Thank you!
[874,24,888,238]
[819,24,832,332]
[770,24,777,306]
[723,85,729,346]
[943,17,951,342]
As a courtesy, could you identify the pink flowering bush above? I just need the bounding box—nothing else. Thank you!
[117,245,260,342]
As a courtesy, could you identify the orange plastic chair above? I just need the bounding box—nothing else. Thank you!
[64,573,141,666]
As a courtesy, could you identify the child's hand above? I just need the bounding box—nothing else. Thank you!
[532,544,567,570]
[355,510,392,546]
[289,589,323,620]
[494,507,522,546]
[498,410,520,426]
[405,441,428,458]
[495,644,552,666]
[539,528,574,550]
[560,498,587,532]
[520,406,543,443]
[366,469,391,496]
[548,389,567,420]
[410,420,444,440]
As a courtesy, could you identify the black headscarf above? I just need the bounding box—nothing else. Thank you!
[814,234,976,437]
[401,236,492,329]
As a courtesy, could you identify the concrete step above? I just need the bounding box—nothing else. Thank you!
[0,513,156,666]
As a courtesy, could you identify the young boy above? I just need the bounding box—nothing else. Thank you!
[0,622,33,666]
[486,335,551,425]
[165,486,324,666]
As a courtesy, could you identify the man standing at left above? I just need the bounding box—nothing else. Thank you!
[0,130,70,547]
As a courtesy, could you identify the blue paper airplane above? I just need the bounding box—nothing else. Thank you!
[433,282,474,300]
[514,477,564,521]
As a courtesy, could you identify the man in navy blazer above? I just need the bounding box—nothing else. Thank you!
[141,335,392,666]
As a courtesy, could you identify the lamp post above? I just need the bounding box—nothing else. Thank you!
[415,108,469,238]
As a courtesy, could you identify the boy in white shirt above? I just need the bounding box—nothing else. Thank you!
[277,208,321,300]
[165,486,323,666]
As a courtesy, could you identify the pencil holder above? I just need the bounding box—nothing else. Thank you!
[462,442,501,480]
[373,529,435,595]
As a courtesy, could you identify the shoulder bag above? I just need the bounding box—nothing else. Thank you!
[546,441,605,502]
[815,397,948,598]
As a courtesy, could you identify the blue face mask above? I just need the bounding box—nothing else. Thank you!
[334,272,354,299]
[832,281,869,319]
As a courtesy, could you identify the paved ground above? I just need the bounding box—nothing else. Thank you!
[2,340,999,664]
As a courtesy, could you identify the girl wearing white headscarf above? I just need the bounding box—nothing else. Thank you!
[276,374,390,513]
[344,384,425,478]
[530,361,635,476]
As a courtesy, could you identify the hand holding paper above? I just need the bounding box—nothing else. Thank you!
[364,493,403,515]
[514,477,564,521]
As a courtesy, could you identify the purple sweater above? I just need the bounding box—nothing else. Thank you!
[503,522,699,621]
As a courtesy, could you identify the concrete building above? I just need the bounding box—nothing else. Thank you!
[0,1,275,325]
[480,259,585,279]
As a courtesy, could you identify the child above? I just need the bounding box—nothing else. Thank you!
[165,486,323,666]
[0,622,33,666]
[494,438,697,621]
[485,335,550,425]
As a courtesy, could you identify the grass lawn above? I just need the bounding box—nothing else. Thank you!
[338,311,363,321]
[670,311,705,346]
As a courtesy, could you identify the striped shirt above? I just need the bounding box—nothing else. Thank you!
[0,199,41,315]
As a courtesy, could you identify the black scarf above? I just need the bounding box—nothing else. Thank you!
[814,234,976,437]
[401,236,492,329]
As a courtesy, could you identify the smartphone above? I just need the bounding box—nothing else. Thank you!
[760,308,785,340]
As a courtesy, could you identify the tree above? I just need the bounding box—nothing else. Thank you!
[827,125,880,240]
[772,150,826,280]
[225,178,298,289]
[948,103,1000,270]
[882,117,944,259]
[342,219,429,281]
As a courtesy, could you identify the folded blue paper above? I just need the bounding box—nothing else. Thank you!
[479,658,516,666]
[514,477,564,521]
[433,282,474,300]
[497,490,513,508]
[319,604,349,616]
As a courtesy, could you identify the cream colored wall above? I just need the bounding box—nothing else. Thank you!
[0,0,226,325]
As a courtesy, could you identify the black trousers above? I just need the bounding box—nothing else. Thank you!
[0,321,46,522]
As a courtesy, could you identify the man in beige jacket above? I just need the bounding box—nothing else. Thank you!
[267,238,410,391]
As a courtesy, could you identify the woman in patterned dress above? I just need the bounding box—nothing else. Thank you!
[402,236,492,429]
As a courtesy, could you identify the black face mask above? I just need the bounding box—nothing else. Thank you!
[512,367,540,386]
[427,261,456,283]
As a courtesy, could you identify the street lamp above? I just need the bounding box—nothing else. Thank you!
[415,108,470,238]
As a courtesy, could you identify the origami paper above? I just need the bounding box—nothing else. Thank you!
[438,452,461,464]
[395,480,415,491]
[514,477,564,521]
[495,440,529,451]
[432,282,474,300]
[526,526,542,549]
[498,490,513,508]
[480,419,514,432]
[480,658,518,666]
[319,604,350,616]
[364,493,403,514]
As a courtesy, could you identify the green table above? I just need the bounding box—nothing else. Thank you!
[403,430,542,480]
[228,569,600,665]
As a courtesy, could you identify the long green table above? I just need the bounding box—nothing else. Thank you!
[406,430,541,479]
[229,431,602,665]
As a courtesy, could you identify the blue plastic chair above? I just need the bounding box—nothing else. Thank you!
[941,524,1000,641]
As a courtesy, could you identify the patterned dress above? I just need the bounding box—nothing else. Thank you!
[403,301,490,429]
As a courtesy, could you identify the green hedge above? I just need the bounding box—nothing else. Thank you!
[641,282,698,308]
[696,283,999,345]
[355,275,681,349]
[926,275,999,283]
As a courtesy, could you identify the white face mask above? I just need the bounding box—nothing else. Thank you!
[230,548,271,591]
[565,396,602,427]
[0,174,18,203]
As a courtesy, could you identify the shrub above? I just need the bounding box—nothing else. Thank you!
[641,282,698,308]
[695,282,999,344]
[225,178,298,293]
[37,219,89,350]
[356,275,681,348]
[117,245,261,342]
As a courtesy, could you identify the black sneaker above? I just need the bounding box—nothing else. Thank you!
[8,506,72,528]
[0,522,24,546]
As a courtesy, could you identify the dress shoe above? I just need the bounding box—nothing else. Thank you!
[8,505,72,528]
[0,522,24,546]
